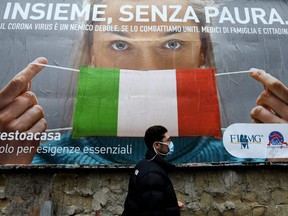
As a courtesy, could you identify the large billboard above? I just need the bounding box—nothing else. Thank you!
[0,0,288,165]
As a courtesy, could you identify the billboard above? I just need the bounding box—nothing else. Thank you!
[0,0,288,165]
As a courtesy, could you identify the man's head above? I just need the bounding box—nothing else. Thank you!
[144,125,173,156]
[144,125,168,149]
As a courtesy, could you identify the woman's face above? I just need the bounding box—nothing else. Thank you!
[91,0,204,70]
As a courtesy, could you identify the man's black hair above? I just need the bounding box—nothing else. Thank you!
[144,125,168,149]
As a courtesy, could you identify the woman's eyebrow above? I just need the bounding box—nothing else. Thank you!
[163,28,184,36]
[104,31,131,38]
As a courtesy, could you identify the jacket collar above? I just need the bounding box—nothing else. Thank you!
[145,149,175,173]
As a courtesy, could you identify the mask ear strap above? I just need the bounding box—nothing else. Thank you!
[147,153,157,161]
[155,142,170,156]
[147,142,158,161]
[148,142,169,161]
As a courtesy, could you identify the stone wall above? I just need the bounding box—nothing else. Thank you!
[0,166,288,216]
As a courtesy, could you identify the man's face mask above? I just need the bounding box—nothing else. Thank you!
[155,141,174,156]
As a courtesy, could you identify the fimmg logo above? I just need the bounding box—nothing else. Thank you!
[229,134,263,149]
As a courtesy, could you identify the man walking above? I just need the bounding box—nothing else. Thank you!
[122,125,182,216]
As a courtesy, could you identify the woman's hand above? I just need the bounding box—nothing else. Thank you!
[0,57,47,164]
[249,69,288,124]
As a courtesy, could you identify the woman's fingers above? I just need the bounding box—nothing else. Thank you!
[0,57,47,110]
[0,91,38,128]
[249,69,288,123]
[250,105,287,123]
[0,57,48,164]
[256,89,288,120]
[249,69,288,104]
[26,118,47,134]
[6,105,45,132]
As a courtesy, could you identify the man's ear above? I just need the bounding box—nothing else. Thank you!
[153,142,161,150]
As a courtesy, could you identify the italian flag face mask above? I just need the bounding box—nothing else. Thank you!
[72,67,221,139]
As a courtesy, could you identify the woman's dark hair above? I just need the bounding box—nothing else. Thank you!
[144,125,168,149]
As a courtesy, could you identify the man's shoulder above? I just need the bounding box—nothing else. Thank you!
[134,159,166,177]
[136,158,157,169]
[135,159,150,171]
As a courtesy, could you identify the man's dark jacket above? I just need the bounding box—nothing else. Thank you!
[122,149,180,216]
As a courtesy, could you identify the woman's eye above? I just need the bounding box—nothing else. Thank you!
[110,41,130,51]
[163,40,182,50]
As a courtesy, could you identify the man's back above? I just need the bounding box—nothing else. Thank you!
[122,150,180,216]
